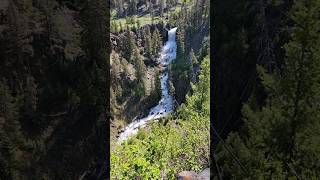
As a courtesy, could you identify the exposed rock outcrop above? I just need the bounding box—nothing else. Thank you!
[176,168,210,180]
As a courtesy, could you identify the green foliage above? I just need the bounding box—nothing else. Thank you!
[176,28,185,56]
[183,55,210,116]
[111,21,119,32]
[122,27,136,61]
[143,26,164,58]
[144,26,153,58]
[132,48,147,98]
[125,16,136,25]
[111,56,210,179]
[152,28,163,55]
[198,36,209,63]
[170,52,195,103]
[151,71,162,100]
[190,48,198,65]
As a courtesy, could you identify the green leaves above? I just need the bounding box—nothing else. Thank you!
[256,65,278,94]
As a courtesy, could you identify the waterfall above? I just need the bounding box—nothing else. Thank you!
[161,27,177,66]
[118,27,178,143]
[168,27,178,42]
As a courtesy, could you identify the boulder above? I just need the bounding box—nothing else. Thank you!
[176,168,210,180]
[176,171,198,180]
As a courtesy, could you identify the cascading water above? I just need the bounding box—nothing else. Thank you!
[118,27,178,143]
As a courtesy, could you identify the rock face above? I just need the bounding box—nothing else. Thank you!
[177,171,198,180]
[176,168,210,180]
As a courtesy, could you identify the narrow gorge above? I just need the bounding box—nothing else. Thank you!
[118,27,178,142]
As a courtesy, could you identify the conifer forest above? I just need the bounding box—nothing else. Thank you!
[2,0,320,179]
[110,0,210,179]
[213,0,320,179]
[0,0,210,179]
[0,0,108,179]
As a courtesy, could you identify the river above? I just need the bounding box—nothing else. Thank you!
[118,27,178,143]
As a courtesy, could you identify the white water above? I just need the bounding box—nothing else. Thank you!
[118,27,178,143]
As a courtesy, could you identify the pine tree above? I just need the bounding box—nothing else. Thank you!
[190,48,198,65]
[152,28,162,55]
[132,48,146,83]
[132,48,146,97]
[123,26,136,61]
[176,28,185,56]
[188,49,197,83]
[154,71,162,99]
[144,26,153,58]
[188,55,209,114]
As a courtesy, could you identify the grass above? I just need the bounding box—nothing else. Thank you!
[112,14,161,26]
[111,14,164,33]
[110,5,187,32]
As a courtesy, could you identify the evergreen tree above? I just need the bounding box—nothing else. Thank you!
[123,26,136,61]
[132,48,146,97]
[176,28,185,56]
[154,71,162,99]
[190,48,198,65]
[182,55,210,116]
[144,26,153,58]
[132,48,146,83]
[152,28,162,55]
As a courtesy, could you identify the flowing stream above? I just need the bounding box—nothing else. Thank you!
[118,27,178,142]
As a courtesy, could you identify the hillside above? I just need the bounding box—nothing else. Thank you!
[110,0,210,179]
[213,0,320,178]
[0,0,107,179]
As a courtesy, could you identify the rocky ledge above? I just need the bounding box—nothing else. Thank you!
[176,168,210,180]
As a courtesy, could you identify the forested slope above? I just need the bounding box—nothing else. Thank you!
[214,0,320,178]
[0,0,108,179]
[109,0,210,144]
[111,55,210,179]
[110,0,210,179]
